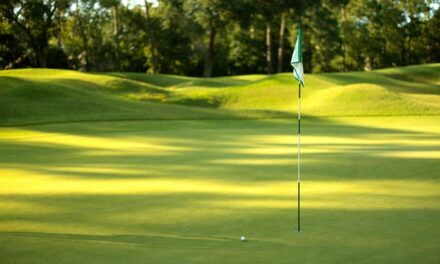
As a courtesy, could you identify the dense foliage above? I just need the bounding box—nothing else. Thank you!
[0,0,439,76]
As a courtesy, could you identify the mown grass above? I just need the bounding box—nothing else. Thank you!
[0,117,439,263]
[0,64,439,263]
[1,64,439,126]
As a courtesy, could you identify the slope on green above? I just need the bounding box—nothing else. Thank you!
[0,69,235,126]
[164,64,440,115]
[1,64,439,126]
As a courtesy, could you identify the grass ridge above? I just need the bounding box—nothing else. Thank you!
[1,64,439,126]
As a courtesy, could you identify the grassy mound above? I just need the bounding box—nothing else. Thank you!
[0,69,234,126]
[1,64,439,126]
[164,64,440,116]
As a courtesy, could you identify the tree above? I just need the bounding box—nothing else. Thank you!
[251,0,276,74]
[400,0,433,65]
[183,0,230,77]
[0,0,58,67]
[100,0,121,71]
[276,0,310,73]
[144,0,158,73]
[0,20,30,69]
[71,0,92,71]
[425,7,440,62]
[277,13,286,73]
[0,0,438,73]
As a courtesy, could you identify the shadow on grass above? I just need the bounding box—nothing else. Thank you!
[315,71,440,95]
[101,72,268,88]
[0,202,438,263]
[0,117,439,263]
[1,117,439,181]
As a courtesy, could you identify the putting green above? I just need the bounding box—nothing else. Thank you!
[1,64,439,262]
[1,116,439,263]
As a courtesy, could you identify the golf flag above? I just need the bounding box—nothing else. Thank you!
[291,23,303,233]
[291,27,304,86]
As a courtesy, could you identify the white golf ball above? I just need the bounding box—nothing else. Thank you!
[240,236,247,242]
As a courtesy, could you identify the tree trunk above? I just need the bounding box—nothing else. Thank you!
[203,23,216,77]
[56,8,62,48]
[36,51,47,68]
[76,0,89,71]
[112,5,120,71]
[144,0,159,73]
[341,7,346,72]
[78,25,89,71]
[36,29,49,68]
[250,25,255,39]
[341,42,346,72]
[305,33,312,73]
[266,23,272,74]
[357,54,362,71]
[277,13,286,73]
[407,34,412,65]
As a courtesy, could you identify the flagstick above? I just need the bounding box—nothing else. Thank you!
[291,21,302,233]
[297,82,301,233]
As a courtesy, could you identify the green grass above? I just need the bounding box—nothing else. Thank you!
[1,64,439,126]
[0,64,439,263]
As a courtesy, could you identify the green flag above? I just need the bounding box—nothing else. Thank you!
[291,27,304,86]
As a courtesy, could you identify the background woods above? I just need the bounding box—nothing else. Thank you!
[0,0,439,76]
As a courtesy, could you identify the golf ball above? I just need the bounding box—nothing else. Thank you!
[240,236,247,242]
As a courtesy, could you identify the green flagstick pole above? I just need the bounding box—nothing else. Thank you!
[297,82,301,233]
[297,20,302,233]
[291,21,303,233]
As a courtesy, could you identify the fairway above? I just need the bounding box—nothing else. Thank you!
[1,117,439,263]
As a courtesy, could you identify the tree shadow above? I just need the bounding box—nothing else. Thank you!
[1,117,439,182]
[315,71,440,95]
[0,194,438,263]
[1,116,439,262]
[101,72,268,88]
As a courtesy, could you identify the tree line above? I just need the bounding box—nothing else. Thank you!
[0,0,439,76]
